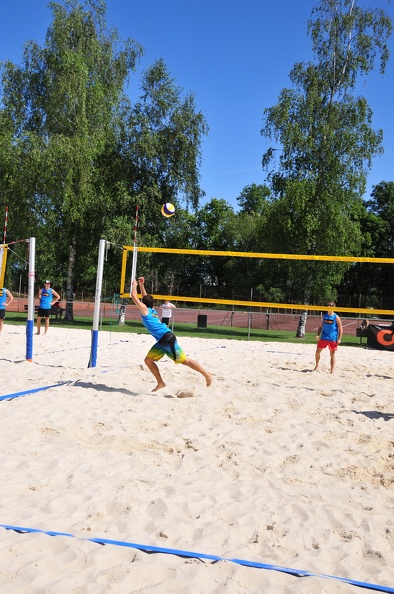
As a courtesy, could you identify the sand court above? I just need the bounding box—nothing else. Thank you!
[0,325,393,593]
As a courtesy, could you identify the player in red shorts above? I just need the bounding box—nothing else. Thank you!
[314,302,343,373]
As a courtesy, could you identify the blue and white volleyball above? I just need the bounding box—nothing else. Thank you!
[161,203,176,218]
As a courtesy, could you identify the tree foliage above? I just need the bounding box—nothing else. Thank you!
[260,0,392,331]
[1,0,393,319]
[0,0,207,313]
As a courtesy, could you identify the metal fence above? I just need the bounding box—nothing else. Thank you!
[9,298,389,339]
[104,302,375,337]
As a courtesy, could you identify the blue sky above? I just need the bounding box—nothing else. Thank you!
[0,0,393,210]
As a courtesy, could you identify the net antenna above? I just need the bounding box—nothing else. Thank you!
[130,206,139,288]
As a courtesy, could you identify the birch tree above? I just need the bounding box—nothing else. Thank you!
[0,0,142,319]
[261,0,392,336]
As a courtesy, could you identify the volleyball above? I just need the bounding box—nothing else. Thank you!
[161,203,176,218]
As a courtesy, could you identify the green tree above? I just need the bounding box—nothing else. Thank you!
[360,181,394,308]
[336,197,380,308]
[96,58,208,296]
[0,0,143,317]
[191,199,236,297]
[236,183,271,215]
[0,1,208,315]
[113,58,208,242]
[152,208,201,297]
[261,0,392,335]
[366,181,394,256]
[229,185,274,296]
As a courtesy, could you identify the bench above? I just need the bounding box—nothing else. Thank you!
[24,305,39,314]
[23,304,65,319]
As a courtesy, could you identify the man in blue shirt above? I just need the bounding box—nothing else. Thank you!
[131,277,211,392]
[36,280,61,335]
[0,287,14,333]
[314,301,343,373]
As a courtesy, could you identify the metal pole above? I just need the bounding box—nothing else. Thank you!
[248,287,253,340]
[26,237,35,361]
[18,273,22,312]
[88,239,106,368]
[130,205,139,285]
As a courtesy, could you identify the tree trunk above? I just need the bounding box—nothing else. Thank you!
[63,233,76,322]
[296,310,308,338]
[168,270,175,295]
[296,266,313,338]
[151,269,159,293]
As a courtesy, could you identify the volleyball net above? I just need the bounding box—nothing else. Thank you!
[119,246,394,318]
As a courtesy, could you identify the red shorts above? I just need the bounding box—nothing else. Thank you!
[317,339,338,351]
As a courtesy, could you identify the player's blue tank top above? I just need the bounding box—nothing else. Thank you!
[39,287,53,309]
[0,288,7,309]
[142,307,171,341]
[321,313,339,341]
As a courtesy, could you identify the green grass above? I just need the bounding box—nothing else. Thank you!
[5,312,365,347]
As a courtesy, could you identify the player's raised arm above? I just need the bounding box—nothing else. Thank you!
[131,279,148,315]
[138,276,147,297]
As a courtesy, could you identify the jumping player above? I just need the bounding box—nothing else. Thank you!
[314,301,343,373]
[131,276,211,392]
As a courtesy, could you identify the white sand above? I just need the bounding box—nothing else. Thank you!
[0,324,393,593]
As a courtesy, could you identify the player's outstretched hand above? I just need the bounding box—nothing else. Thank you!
[138,276,145,284]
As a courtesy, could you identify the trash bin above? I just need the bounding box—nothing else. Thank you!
[197,314,207,328]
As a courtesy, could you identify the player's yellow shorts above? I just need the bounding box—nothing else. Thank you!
[147,338,186,364]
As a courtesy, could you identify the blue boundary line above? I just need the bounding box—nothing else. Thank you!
[0,381,73,401]
[0,524,393,592]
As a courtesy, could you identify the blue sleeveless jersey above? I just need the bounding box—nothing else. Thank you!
[39,287,53,309]
[321,313,339,341]
[0,288,7,309]
[142,307,171,341]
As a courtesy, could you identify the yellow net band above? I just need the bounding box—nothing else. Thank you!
[119,293,394,317]
[122,246,394,264]
[120,246,394,316]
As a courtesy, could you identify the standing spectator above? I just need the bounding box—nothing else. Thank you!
[36,280,61,335]
[161,299,176,326]
[0,287,14,333]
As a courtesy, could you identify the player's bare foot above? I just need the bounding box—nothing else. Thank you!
[205,373,212,387]
[313,366,319,371]
[152,381,166,392]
